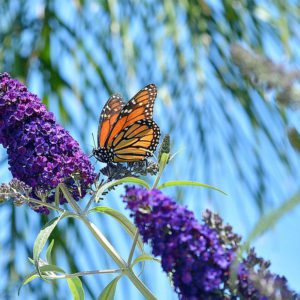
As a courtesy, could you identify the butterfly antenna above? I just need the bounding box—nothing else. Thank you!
[88,133,97,158]
[92,133,96,148]
[145,149,158,161]
[152,151,158,161]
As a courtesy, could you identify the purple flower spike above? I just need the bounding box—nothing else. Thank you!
[123,187,300,300]
[0,73,96,213]
[123,187,234,299]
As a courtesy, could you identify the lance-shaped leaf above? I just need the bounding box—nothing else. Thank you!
[33,213,66,278]
[242,190,300,253]
[229,190,300,288]
[67,277,85,300]
[19,264,66,294]
[46,239,55,264]
[157,180,227,195]
[98,275,122,300]
[89,206,144,252]
[94,177,150,203]
[131,254,161,267]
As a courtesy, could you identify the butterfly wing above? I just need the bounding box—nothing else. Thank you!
[111,119,160,162]
[97,94,125,148]
[105,84,157,148]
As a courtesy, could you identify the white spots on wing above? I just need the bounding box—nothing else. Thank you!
[122,108,133,113]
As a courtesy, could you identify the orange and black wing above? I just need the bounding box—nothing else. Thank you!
[111,119,160,162]
[105,84,157,148]
[97,94,125,148]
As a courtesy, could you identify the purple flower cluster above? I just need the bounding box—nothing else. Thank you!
[236,249,299,300]
[0,73,96,213]
[203,210,299,300]
[123,187,234,299]
[123,187,299,300]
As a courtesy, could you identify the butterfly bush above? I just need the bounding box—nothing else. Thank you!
[123,187,299,299]
[0,73,96,213]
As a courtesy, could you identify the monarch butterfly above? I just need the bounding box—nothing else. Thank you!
[93,84,161,163]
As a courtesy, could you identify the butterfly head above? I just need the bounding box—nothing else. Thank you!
[93,147,114,163]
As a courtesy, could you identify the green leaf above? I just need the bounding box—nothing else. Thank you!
[95,177,150,203]
[19,274,39,295]
[157,180,227,195]
[34,263,66,274]
[67,277,85,300]
[19,264,66,295]
[229,190,300,289]
[28,257,35,265]
[89,206,144,252]
[98,276,122,300]
[33,214,65,278]
[131,254,161,267]
[243,190,300,252]
[46,239,55,264]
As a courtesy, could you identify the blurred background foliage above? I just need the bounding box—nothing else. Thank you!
[1,0,300,299]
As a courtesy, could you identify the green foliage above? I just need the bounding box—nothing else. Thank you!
[89,206,144,252]
[243,190,300,253]
[229,191,300,290]
[46,239,55,264]
[158,180,227,195]
[33,215,65,278]
[94,177,150,203]
[97,276,122,300]
[67,277,85,300]
[19,264,66,295]
[131,254,161,267]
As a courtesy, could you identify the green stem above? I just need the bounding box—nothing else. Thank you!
[59,183,156,300]
[27,196,66,213]
[81,213,156,299]
[84,181,104,213]
[0,191,65,213]
[153,153,170,189]
[51,268,121,279]
[152,168,163,189]
[127,229,139,266]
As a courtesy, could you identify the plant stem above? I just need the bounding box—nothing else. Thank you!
[152,168,163,189]
[27,196,66,213]
[127,228,139,266]
[84,181,104,212]
[0,192,66,213]
[60,183,157,300]
[153,153,169,188]
[80,214,156,299]
[51,268,121,279]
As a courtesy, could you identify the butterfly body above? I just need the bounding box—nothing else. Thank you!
[94,84,160,163]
